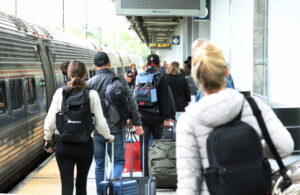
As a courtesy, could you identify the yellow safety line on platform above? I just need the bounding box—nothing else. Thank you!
[16,156,62,195]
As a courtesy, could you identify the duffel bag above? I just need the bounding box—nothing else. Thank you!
[149,139,177,189]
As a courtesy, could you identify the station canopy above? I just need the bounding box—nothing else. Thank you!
[115,0,206,45]
[126,16,182,45]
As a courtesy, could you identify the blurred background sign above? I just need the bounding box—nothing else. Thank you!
[149,43,171,49]
[172,36,180,45]
[116,0,202,16]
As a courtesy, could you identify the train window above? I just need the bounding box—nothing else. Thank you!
[124,66,130,72]
[117,67,123,75]
[0,81,7,115]
[9,79,24,110]
[25,78,36,105]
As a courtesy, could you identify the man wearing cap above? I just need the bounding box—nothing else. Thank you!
[88,52,144,195]
[136,54,172,176]
[60,61,70,85]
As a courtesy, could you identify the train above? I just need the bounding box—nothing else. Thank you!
[0,11,143,192]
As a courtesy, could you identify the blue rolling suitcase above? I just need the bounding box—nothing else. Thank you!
[99,178,139,195]
[99,142,139,195]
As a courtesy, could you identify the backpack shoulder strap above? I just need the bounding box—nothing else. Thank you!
[61,87,69,113]
[246,97,292,190]
[100,76,114,96]
[83,88,90,103]
[116,74,127,85]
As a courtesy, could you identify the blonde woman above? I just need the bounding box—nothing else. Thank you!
[176,42,294,195]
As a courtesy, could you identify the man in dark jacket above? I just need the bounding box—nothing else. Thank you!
[136,54,172,176]
[88,52,143,195]
[60,61,70,85]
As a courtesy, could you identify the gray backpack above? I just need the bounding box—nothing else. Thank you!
[103,75,131,124]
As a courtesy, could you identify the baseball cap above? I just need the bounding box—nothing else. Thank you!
[94,52,110,67]
[147,54,160,65]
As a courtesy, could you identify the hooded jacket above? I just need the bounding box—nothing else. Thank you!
[88,68,142,133]
[176,88,294,195]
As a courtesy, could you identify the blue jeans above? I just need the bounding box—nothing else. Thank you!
[93,131,125,195]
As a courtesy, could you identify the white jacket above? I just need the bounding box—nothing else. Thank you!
[44,88,111,141]
[176,88,294,195]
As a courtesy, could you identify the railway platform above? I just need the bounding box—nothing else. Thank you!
[9,154,176,195]
[8,152,300,195]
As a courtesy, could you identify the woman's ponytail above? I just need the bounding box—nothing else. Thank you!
[66,60,88,92]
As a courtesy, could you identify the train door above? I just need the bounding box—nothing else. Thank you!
[116,53,125,76]
[36,41,56,109]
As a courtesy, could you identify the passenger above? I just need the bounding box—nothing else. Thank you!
[176,42,294,195]
[127,63,138,88]
[161,60,168,73]
[43,60,114,195]
[183,60,191,76]
[135,54,172,176]
[88,52,143,194]
[183,60,198,97]
[191,38,208,55]
[187,56,192,72]
[60,61,70,85]
[192,38,235,101]
[165,61,191,132]
[125,72,133,87]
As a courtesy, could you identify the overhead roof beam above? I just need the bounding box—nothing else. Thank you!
[131,16,149,44]
[144,21,179,25]
[145,24,178,28]
[147,29,175,32]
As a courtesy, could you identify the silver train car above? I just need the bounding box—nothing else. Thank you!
[0,12,141,192]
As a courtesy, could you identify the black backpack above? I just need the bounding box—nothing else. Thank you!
[56,89,95,143]
[102,75,131,124]
[203,97,272,195]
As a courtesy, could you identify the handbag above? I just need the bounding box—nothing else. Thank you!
[123,128,141,173]
[273,160,300,195]
[247,97,295,194]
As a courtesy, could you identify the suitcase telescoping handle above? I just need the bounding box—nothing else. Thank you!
[128,128,145,177]
[128,128,135,177]
[104,140,114,181]
[166,121,174,139]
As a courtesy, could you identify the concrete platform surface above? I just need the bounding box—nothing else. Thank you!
[10,153,300,195]
[10,154,176,195]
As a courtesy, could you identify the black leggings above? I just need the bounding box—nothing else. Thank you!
[55,139,94,195]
